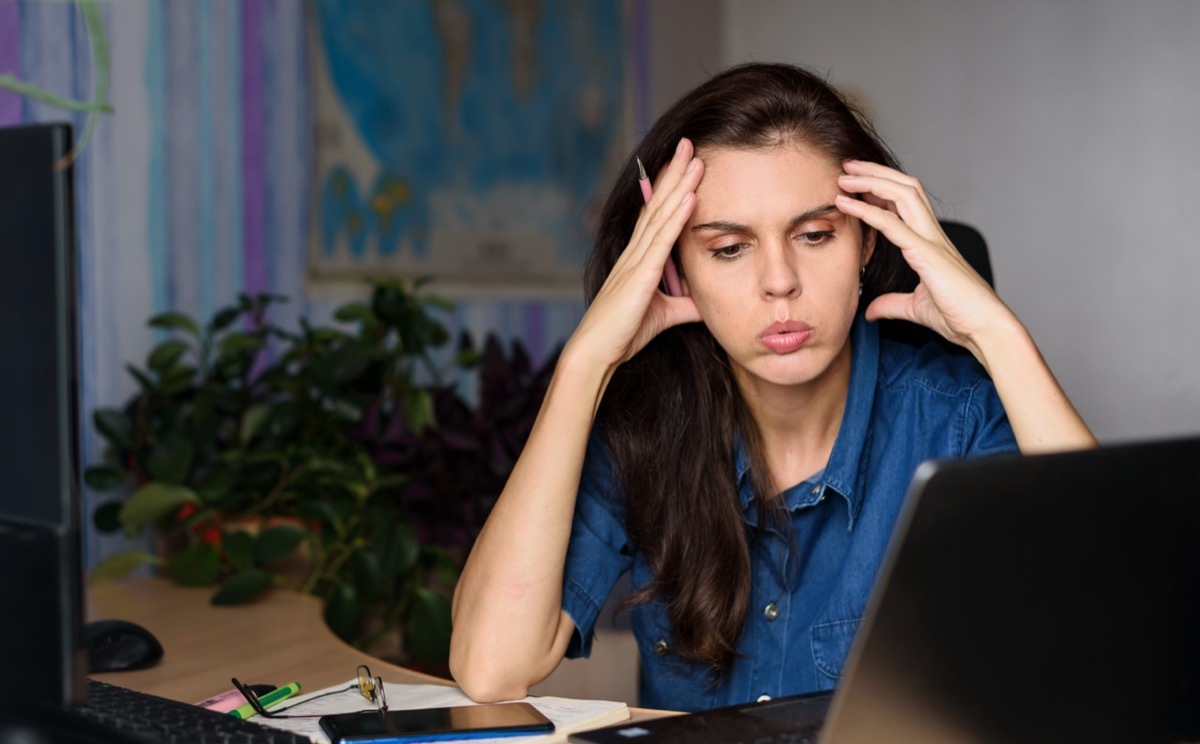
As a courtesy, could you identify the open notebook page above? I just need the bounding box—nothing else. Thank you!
[251,680,629,743]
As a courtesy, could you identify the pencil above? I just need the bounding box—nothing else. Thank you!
[636,157,683,296]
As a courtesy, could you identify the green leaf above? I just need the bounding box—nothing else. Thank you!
[211,569,272,605]
[92,500,124,533]
[147,339,190,372]
[333,302,375,324]
[193,465,236,504]
[323,583,362,642]
[210,306,241,331]
[118,482,199,530]
[380,522,419,577]
[401,389,436,437]
[84,465,125,491]
[93,409,134,450]
[424,545,462,588]
[294,498,344,533]
[89,550,162,585]
[125,363,156,392]
[264,402,300,440]
[223,531,256,571]
[253,524,306,565]
[330,398,363,422]
[405,588,452,664]
[350,550,381,604]
[167,543,222,586]
[159,364,199,395]
[326,341,373,384]
[219,332,264,354]
[144,433,194,484]
[148,311,201,337]
[454,349,483,368]
[239,404,271,445]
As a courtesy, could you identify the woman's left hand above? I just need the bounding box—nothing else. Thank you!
[834,160,1014,360]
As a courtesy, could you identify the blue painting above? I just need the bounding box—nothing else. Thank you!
[309,0,627,295]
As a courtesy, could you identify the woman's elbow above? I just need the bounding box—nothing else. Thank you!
[450,651,531,703]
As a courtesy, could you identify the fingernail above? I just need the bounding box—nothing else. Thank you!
[676,139,686,155]
[685,158,697,174]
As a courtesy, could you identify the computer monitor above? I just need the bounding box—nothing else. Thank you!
[0,122,86,711]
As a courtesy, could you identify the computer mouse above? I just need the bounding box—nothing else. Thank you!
[83,619,164,673]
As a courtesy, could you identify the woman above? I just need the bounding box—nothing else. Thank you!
[449,63,1095,712]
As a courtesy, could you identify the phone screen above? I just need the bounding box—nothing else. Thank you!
[318,702,555,742]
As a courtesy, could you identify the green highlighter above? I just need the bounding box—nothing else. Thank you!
[227,681,302,720]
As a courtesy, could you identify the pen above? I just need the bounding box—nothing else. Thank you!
[636,157,683,296]
[227,681,301,720]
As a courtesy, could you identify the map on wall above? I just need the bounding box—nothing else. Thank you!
[308,0,628,296]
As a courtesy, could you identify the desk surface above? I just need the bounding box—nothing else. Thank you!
[87,575,450,704]
[87,576,666,726]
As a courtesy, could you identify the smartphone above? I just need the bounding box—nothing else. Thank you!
[318,702,555,743]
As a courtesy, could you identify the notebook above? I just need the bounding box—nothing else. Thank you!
[572,435,1200,744]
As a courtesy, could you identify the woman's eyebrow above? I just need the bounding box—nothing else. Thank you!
[690,204,839,234]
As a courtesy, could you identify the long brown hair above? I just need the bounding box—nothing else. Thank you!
[584,63,916,672]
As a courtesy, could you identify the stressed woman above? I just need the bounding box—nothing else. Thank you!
[448,63,1095,712]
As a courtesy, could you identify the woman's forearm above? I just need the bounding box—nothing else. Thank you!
[971,313,1098,454]
[449,345,615,701]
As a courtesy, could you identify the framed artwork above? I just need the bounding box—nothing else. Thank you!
[307,0,630,297]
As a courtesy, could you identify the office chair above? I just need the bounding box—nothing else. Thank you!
[876,220,993,354]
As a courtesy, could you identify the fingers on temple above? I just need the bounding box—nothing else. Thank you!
[634,157,704,268]
[837,173,940,238]
[628,139,698,252]
[835,193,926,252]
[841,160,935,211]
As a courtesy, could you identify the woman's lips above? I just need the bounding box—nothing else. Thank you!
[759,321,813,354]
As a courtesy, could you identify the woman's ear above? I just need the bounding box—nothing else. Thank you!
[862,227,877,268]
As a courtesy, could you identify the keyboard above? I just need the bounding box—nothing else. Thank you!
[45,679,312,743]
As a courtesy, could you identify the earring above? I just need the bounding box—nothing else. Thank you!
[859,266,865,296]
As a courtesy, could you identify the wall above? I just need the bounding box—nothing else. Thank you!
[724,0,1200,442]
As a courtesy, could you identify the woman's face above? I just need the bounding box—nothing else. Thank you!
[678,142,873,394]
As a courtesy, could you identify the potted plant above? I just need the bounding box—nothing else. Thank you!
[86,279,558,668]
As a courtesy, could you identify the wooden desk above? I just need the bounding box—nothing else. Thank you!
[86,575,450,704]
[87,576,669,725]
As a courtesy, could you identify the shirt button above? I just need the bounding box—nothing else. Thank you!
[757,694,772,703]
[810,485,820,495]
[653,639,668,655]
[763,602,780,621]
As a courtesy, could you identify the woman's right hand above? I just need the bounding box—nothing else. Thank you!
[567,138,705,371]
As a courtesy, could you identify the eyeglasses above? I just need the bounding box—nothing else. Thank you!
[354,664,388,713]
[231,664,389,719]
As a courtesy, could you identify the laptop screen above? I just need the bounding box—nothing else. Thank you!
[824,440,1200,743]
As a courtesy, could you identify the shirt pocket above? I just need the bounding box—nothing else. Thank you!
[810,617,863,684]
[630,601,720,711]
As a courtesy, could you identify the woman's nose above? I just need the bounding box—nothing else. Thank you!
[759,244,800,299]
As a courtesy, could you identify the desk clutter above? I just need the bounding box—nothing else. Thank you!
[250,679,629,744]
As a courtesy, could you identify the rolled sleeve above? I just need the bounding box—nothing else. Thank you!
[562,433,632,658]
[963,378,1018,456]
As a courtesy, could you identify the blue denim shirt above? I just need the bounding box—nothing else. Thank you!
[560,315,1018,711]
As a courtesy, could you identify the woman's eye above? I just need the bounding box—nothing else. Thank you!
[797,231,834,246]
[711,243,747,260]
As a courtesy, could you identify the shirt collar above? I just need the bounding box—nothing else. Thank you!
[736,313,879,530]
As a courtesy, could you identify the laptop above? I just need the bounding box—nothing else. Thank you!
[571,436,1200,744]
